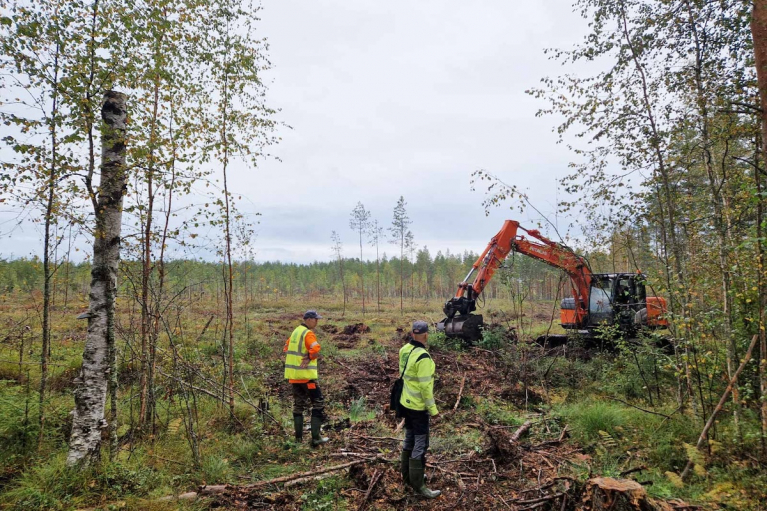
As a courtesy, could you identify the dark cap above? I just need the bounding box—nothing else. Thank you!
[412,320,429,334]
[303,310,323,320]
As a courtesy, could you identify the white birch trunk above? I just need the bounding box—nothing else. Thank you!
[67,91,127,466]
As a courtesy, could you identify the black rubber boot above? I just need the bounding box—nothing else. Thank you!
[400,449,412,486]
[293,414,303,442]
[408,458,441,499]
[310,415,329,447]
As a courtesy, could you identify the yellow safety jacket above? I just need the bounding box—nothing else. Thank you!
[284,325,319,381]
[398,341,438,416]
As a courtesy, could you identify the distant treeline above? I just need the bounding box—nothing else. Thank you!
[0,248,578,305]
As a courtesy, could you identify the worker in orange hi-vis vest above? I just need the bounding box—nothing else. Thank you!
[283,310,329,446]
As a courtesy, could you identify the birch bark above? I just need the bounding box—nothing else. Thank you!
[67,91,127,466]
[752,0,767,455]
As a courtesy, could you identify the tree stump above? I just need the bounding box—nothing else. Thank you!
[581,478,674,511]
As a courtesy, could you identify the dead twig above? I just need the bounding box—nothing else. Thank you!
[520,481,556,494]
[328,355,354,373]
[453,374,466,411]
[607,396,673,420]
[357,469,383,511]
[492,493,513,510]
[348,434,401,442]
[514,492,566,506]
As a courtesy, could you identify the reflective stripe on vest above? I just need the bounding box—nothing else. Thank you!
[399,346,431,411]
[284,325,318,380]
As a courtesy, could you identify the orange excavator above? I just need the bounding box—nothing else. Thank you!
[436,220,668,342]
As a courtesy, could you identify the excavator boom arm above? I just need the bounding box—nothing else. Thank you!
[453,220,592,315]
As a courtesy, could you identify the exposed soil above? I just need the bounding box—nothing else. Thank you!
[342,323,371,335]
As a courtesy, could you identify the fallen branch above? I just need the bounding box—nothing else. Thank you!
[245,457,386,488]
[199,457,387,496]
[514,492,565,506]
[357,469,383,511]
[607,396,673,420]
[284,472,337,488]
[453,374,466,411]
[681,334,758,481]
[328,355,354,373]
[348,434,401,442]
[619,465,647,477]
[519,481,556,494]
[394,418,405,434]
[531,425,569,449]
[510,420,533,443]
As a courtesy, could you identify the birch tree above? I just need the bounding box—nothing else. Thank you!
[751,0,767,454]
[197,0,277,416]
[67,91,128,466]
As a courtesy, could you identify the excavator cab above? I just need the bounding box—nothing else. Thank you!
[561,273,667,335]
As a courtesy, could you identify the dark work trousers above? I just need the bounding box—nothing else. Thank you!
[401,407,430,460]
[291,381,325,419]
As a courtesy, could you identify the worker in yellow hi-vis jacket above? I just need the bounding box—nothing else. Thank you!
[398,320,441,499]
[284,310,329,447]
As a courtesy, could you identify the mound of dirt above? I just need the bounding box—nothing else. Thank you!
[343,323,371,335]
[332,333,359,349]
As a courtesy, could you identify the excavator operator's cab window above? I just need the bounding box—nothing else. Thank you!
[615,277,633,305]
[634,276,647,305]
[589,276,613,322]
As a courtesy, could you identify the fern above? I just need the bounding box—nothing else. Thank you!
[598,430,618,449]
[167,418,183,436]
[665,471,684,488]
[684,443,707,477]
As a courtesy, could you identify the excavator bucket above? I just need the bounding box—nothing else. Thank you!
[436,314,484,343]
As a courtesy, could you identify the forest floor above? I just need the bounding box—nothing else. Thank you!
[0,296,766,509]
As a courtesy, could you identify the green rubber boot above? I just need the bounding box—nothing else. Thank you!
[400,450,412,486]
[408,458,441,499]
[310,416,329,447]
[293,414,303,442]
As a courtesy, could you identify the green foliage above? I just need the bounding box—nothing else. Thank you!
[199,454,233,485]
[428,331,463,352]
[479,325,511,350]
[348,396,375,422]
[558,401,627,444]
[2,454,162,510]
[299,475,349,511]
[475,399,523,427]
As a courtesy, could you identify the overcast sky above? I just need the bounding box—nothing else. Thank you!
[2,0,592,264]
